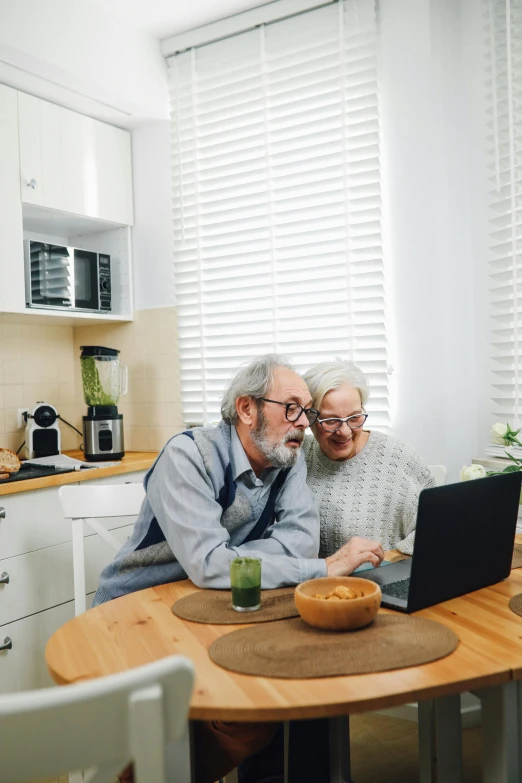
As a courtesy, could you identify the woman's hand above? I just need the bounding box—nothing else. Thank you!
[325,536,384,576]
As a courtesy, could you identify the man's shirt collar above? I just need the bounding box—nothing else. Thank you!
[231,425,277,484]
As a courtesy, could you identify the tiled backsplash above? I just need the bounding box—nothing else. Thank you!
[0,307,183,457]
[0,316,77,454]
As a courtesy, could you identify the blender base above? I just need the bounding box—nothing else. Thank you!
[83,406,125,461]
[83,451,125,462]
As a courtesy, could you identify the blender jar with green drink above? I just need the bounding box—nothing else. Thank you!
[80,346,128,461]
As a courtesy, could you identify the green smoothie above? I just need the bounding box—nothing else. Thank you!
[229,557,262,612]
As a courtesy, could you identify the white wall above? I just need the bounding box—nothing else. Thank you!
[132,121,175,309]
[380,0,480,480]
[0,0,168,123]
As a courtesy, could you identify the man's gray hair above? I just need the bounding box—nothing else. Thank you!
[303,357,369,410]
[221,354,295,424]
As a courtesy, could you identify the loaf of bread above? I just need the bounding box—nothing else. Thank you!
[0,448,20,474]
[0,473,9,480]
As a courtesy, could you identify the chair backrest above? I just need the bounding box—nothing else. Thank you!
[58,483,147,616]
[0,655,194,783]
[428,465,448,487]
[59,483,145,520]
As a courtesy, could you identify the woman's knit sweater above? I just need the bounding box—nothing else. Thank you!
[303,430,435,556]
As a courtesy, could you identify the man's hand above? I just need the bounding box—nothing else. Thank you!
[325,536,384,577]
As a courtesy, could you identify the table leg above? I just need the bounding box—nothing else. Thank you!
[418,696,462,783]
[329,716,353,783]
[418,699,436,783]
[284,721,289,783]
[478,682,519,783]
[434,694,462,783]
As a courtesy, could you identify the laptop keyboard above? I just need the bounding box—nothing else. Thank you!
[383,578,411,601]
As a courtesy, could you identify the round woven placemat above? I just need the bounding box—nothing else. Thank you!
[512,544,522,570]
[209,615,458,678]
[509,593,522,616]
[172,587,298,624]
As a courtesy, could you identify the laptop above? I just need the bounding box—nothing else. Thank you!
[356,471,522,612]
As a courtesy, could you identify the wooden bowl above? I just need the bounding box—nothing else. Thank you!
[295,576,381,631]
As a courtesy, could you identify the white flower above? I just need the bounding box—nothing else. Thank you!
[491,422,509,445]
[460,464,487,481]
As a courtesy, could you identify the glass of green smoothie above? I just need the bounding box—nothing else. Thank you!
[229,557,262,612]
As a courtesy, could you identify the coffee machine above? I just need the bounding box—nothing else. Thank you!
[25,402,61,459]
[80,346,127,461]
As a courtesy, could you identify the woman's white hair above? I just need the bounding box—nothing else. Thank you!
[221,354,295,424]
[303,357,369,410]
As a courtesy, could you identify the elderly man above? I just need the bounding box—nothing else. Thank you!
[94,354,383,783]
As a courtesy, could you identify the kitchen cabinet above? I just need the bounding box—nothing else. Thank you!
[0,83,135,322]
[18,92,134,226]
[0,469,145,693]
[0,85,24,312]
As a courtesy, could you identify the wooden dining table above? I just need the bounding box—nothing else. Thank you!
[45,561,522,783]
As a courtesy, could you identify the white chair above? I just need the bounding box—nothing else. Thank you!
[0,654,194,783]
[428,464,448,487]
[59,483,145,615]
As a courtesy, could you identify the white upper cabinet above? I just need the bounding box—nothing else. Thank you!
[0,85,24,312]
[18,93,134,226]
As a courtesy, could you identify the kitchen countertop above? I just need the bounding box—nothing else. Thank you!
[0,450,157,496]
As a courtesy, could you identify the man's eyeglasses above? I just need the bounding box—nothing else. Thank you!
[258,398,320,426]
[317,413,368,433]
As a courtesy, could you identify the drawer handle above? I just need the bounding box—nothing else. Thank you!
[27,178,37,189]
[0,572,9,585]
[0,637,12,652]
[0,507,5,519]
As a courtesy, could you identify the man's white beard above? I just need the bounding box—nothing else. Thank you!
[250,407,304,468]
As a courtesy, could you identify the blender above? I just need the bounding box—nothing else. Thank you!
[80,346,127,461]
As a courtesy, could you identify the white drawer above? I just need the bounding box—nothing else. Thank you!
[0,486,76,560]
[0,472,144,559]
[0,524,133,626]
[0,598,93,693]
[85,471,146,487]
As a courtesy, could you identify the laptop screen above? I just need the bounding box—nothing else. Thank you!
[405,471,521,611]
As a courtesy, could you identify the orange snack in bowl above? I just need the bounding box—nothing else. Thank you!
[312,585,364,601]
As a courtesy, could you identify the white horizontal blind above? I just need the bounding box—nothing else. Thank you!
[487,0,522,423]
[169,0,389,426]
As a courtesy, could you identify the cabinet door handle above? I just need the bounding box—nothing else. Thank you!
[0,507,5,519]
[27,178,37,189]
[0,572,9,585]
[0,637,12,652]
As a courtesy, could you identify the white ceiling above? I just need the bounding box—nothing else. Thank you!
[91,0,274,39]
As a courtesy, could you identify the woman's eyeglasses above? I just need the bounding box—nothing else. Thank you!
[317,413,368,433]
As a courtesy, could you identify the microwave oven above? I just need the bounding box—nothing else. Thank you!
[24,240,111,313]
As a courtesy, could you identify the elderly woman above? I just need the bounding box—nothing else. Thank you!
[303,358,435,556]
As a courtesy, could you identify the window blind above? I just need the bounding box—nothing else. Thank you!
[487,0,522,423]
[169,0,390,427]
